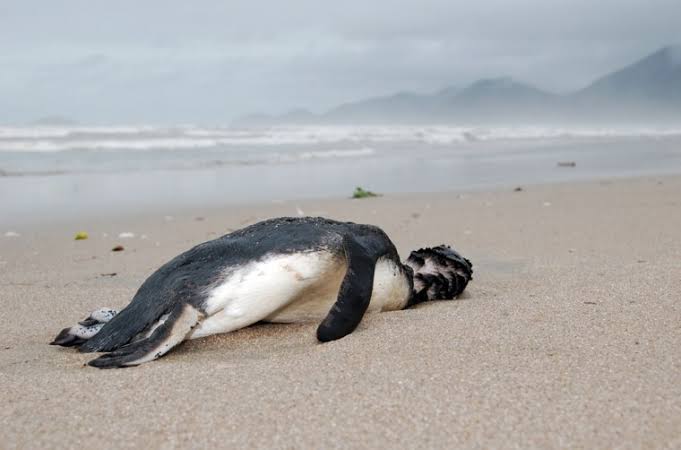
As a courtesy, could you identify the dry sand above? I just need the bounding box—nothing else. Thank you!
[1,176,680,449]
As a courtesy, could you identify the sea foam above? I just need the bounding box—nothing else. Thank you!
[1,125,680,153]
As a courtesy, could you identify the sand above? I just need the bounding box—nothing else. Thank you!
[1,175,680,449]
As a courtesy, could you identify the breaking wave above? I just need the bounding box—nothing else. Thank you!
[1,125,681,153]
[0,147,377,177]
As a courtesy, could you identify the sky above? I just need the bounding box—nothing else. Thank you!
[0,0,679,124]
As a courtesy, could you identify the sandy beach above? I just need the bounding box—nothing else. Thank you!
[1,175,680,449]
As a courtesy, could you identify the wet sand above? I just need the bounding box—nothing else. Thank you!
[1,175,680,449]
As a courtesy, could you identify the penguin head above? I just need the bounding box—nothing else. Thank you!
[405,245,473,302]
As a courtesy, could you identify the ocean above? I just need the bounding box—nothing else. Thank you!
[1,125,681,226]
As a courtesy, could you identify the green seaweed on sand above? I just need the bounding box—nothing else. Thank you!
[352,186,380,199]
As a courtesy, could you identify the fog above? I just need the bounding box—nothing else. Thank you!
[0,0,679,123]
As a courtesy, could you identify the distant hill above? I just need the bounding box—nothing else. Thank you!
[234,46,681,125]
[324,91,442,123]
[450,78,555,106]
[437,77,560,122]
[572,46,681,119]
[576,46,681,102]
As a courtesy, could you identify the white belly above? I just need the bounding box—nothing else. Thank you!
[267,257,411,322]
[189,251,344,338]
[189,253,411,339]
[366,257,412,313]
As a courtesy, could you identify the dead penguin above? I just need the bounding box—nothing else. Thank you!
[51,217,473,368]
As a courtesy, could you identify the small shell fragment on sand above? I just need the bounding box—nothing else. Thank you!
[74,231,89,240]
[4,231,20,237]
[118,232,135,239]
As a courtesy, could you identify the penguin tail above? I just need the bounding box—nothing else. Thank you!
[87,303,202,368]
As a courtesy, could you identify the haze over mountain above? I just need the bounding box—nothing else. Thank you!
[236,46,681,126]
[572,46,681,119]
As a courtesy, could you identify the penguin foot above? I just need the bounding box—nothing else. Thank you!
[50,308,118,347]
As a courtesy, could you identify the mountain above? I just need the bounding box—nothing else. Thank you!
[437,77,559,121]
[573,45,681,119]
[451,78,554,106]
[234,46,681,125]
[576,46,681,103]
[323,91,443,123]
[239,79,558,125]
[321,79,557,123]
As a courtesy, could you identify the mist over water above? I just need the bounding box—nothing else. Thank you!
[2,2,679,229]
[1,124,680,226]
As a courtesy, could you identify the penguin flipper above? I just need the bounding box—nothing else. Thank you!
[88,303,202,368]
[316,237,376,342]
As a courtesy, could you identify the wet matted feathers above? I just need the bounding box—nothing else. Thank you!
[406,245,473,304]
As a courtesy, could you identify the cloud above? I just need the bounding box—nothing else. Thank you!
[0,0,679,123]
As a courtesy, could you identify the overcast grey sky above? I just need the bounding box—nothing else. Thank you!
[0,0,679,123]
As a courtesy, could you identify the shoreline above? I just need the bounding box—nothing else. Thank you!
[3,132,681,228]
[2,175,680,448]
[4,172,681,231]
